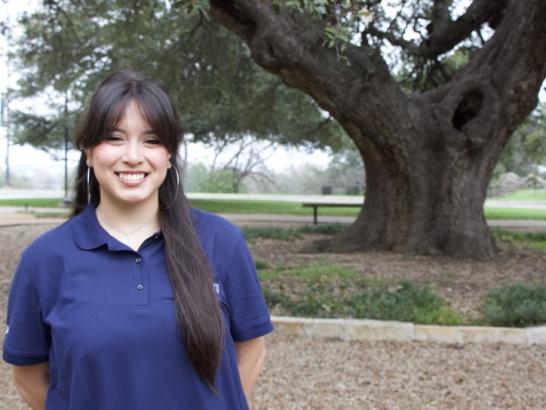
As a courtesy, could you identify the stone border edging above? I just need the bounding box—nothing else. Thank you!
[271,316,546,346]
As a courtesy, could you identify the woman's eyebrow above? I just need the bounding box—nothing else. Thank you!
[108,127,157,134]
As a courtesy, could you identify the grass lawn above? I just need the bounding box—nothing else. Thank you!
[1,197,546,220]
[0,198,65,208]
[491,229,546,251]
[493,189,546,202]
[484,207,546,220]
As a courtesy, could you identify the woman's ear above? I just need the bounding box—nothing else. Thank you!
[84,149,92,167]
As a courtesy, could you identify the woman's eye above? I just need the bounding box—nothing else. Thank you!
[146,138,162,145]
[105,135,123,142]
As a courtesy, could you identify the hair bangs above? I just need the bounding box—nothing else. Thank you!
[77,73,182,154]
[130,86,181,154]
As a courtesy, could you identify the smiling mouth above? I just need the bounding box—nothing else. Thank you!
[115,172,149,182]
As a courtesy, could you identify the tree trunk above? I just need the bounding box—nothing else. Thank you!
[210,0,546,259]
[328,109,498,258]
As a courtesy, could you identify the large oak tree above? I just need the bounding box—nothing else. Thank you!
[204,0,546,258]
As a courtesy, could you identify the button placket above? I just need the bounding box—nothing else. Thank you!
[134,254,148,306]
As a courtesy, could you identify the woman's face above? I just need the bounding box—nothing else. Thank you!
[85,101,171,209]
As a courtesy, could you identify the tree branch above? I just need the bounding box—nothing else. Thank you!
[368,0,508,58]
[423,0,507,57]
[429,0,453,35]
[421,0,546,150]
[209,0,403,131]
[366,25,420,54]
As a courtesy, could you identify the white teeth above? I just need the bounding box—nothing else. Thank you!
[118,173,145,182]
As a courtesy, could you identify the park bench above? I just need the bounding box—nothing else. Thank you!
[302,202,363,225]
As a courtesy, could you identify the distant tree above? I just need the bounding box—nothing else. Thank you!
[495,103,546,178]
[186,135,277,193]
[185,163,241,193]
[323,136,366,194]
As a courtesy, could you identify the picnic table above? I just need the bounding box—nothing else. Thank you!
[302,201,363,225]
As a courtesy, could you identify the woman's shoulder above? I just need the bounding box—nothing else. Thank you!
[20,217,77,260]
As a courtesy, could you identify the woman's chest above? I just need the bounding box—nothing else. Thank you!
[42,250,229,358]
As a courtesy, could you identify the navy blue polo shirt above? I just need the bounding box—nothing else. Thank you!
[3,204,273,410]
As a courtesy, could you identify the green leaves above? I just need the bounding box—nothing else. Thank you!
[272,0,373,60]
[173,0,209,19]
[12,0,345,153]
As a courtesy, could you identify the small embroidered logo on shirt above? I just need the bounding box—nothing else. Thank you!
[213,283,220,295]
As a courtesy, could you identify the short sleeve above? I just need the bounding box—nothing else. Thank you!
[3,258,50,366]
[223,231,273,342]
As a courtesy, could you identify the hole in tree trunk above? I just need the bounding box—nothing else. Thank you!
[452,90,483,130]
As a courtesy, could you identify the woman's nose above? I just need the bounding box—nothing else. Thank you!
[122,140,144,164]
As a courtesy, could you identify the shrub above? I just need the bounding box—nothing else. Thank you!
[491,229,546,251]
[299,223,346,235]
[262,287,291,308]
[242,226,302,242]
[254,259,270,270]
[348,280,462,325]
[261,273,462,325]
[481,282,546,327]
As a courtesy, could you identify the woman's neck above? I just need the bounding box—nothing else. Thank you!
[95,196,161,239]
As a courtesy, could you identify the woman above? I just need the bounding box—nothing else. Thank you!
[3,70,273,410]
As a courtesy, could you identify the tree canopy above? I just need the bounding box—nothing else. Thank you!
[9,0,344,154]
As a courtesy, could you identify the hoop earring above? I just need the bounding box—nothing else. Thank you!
[174,166,180,189]
[171,166,180,203]
[161,167,180,209]
[87,167,91,204]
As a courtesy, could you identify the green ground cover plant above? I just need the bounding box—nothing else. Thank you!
[242,224,346,242]
[249,226,545,326]
[259,263,463,325]
[492,229,546,251]
[299,223,346,234]
[481,282,546,327]
[242,226,303,242]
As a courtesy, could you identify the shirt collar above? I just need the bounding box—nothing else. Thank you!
[71,204,163,251]
[71,204,115,250]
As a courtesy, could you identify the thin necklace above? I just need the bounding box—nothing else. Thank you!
[97,211,158,246]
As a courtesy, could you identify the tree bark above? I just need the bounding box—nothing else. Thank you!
[209,0,546,259]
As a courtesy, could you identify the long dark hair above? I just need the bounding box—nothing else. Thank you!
[72,70,224,388]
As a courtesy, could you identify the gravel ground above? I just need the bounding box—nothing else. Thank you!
[254,334,546,410]
[0,223,545,409]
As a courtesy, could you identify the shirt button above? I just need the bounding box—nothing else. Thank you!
[135,257,142,264]
[136,284,144,290]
